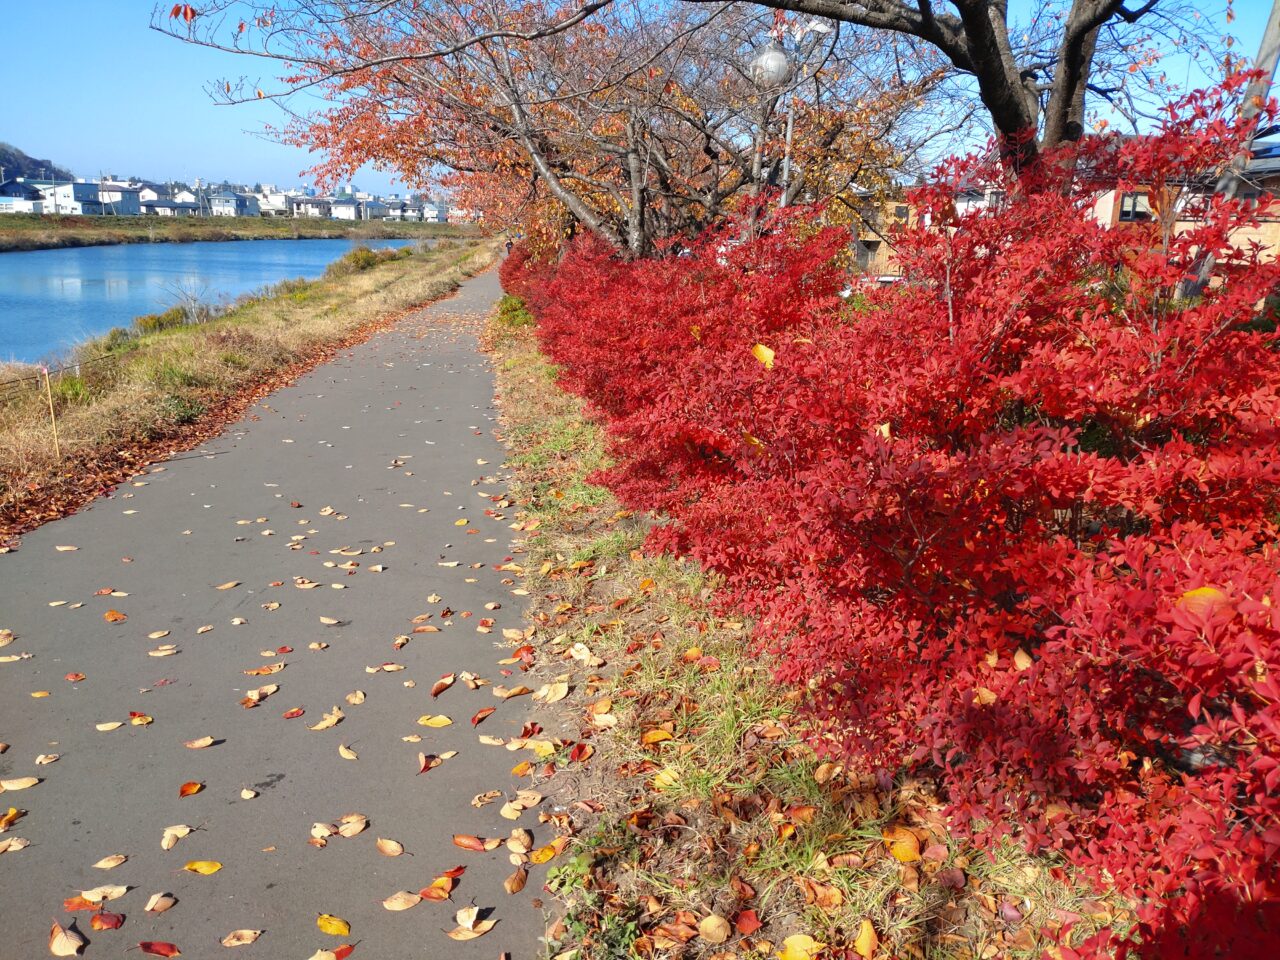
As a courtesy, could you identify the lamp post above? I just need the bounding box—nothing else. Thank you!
[749,40,793,205]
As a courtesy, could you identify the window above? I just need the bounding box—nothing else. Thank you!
[1118,191,1152,222]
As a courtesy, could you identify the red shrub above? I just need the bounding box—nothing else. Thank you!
[505,81,1280,957]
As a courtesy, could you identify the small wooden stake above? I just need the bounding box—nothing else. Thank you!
[42,367,62,462]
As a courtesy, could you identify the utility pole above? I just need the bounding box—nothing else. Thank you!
[1189,0,1280,292]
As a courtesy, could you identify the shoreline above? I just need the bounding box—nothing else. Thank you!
[0,213,472,253]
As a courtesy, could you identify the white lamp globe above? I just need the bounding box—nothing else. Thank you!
[750,41,791,90]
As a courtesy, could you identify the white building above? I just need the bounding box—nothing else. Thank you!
[28,180,105,215]
[331,198,361,221]
[209,192,262,217]
[294,197,333,218]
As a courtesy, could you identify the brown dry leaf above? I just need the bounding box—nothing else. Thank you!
[35,754,59,765]
[494,685,532,700]
[49,920,86,957]
[472,790,501,808]
[92,854,127,869]
[145,892,177,914]
[0,837,30,854]
[698,915,731,944]
[381,890,421,911]
[103,610,128,623]
[242,661,285,676]
[309,706,345,731]
[161,824,192,850]
[216,581,241,591]
[0,777,40,791]
[337,813,368,838]
[536,682,570,704]
[431,673,456,698]
[375,837,403,857]
[149,645,178,657]
[81,884,128,902]
[345,690,366,705]
[504,867,528,895]
[446,906,497,941]
[220,930,262,948]
[506,829,533,854]
[184,736,215,750]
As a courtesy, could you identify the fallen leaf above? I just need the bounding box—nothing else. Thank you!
[81,885,128,902]
[93,854,127,869]
[470,707,496,727]
[145,893,177,914]
[431,673,456,698]
[104,610,128,623]
[345,690,366,705]
[375,837,403,857]
[49,920,86,956]
[139,943,182,958]
[852,918,878,958]
[161,824,192,850]
[338,744,358,761]
[90,911,125,931]
[382,890,421,911]
[309,706,344,731]
[183,860,222,875]
[55,545,79,552]
[446,906,497,940]
[240,788,257,799]
[0,777,40,791]
[242,661,285,676]
[220,930,262,947]
[504,867,528,894]
[178,781,204,798]
[0,836,30,854]
[735,909,763,935]
[64,672,86,682]
[417,714,452,728]
[184,736,215,750]
[882,825,921,863]
[778,935,827,960]
[282,707,306,719]
[699,915,731,944]
[316,914,350,937]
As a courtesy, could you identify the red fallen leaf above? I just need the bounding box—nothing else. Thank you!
[518,722,543,738]
[65,672,86,682]
[735,909,763,935]
[63,895,99,911]
[441,865,466,878]
[290,501,302,508]
[139,942,181,957]
[178,781,203,798]
[453,834,487,851]
[276,646,293,654]
[731,875,756,900]
[104,610,128,623]
[268,581,284,587]
[512,644,535,661]
[418,753,442,774]
[470,707,496,727]
[94,587,114,596]
[569,743,594,763]
[333,947,354,960]
[91,911,125,930]
[282,707,305,719]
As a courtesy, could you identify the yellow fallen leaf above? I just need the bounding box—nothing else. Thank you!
[216,581,241,590]
[752,342,776,370]
[316,914,351,936]
[184,860,223,874]
[854,918,879,959]
[652,766,681,790]
[0,777,40,791]
[338,744,358,761]
[417,714,453,728]
[92,854,127,869]
[778,934,828,960]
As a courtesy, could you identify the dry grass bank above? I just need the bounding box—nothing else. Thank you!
[485,307,1129,960]
[0,239,498,543]
[0,213,471,252]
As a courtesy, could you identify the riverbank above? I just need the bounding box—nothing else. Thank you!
[0,237,498,544]
[0,212,469,252]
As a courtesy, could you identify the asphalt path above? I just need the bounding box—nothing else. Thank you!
[0,270,555,959]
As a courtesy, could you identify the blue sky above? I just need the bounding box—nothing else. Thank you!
[0,1,1271,193]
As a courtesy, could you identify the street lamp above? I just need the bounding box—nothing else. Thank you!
[748,40,795,205]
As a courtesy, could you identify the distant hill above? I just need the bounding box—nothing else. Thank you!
[0,142,74,182]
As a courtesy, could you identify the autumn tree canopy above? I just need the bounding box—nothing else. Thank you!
[154,0,1224,248]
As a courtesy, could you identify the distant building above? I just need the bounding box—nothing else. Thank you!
[331,198,361,221]
[294,197,333,218]
[360,199,389,220]
[21,179,105,215]
[209,192,262,217]
[140,199,201,217]
[98,184,142,216]
[256,189,296,217]
[0,179,44,214]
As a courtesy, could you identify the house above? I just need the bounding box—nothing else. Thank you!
[174,189,199,205]
[256,189,297,217]
[24,179,105,215]
[0,180,44,214]
[360,199,389,220]
[98,184,142,216]
[294,197,333,218]
[209,192,261,217]
[140,199,201,217]
[331,198,361,221]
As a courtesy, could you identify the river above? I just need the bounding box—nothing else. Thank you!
[0,237,419,364]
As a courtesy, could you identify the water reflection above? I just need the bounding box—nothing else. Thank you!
[0,237,417,363]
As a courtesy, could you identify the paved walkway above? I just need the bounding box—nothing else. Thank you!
[0,271,551,958]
